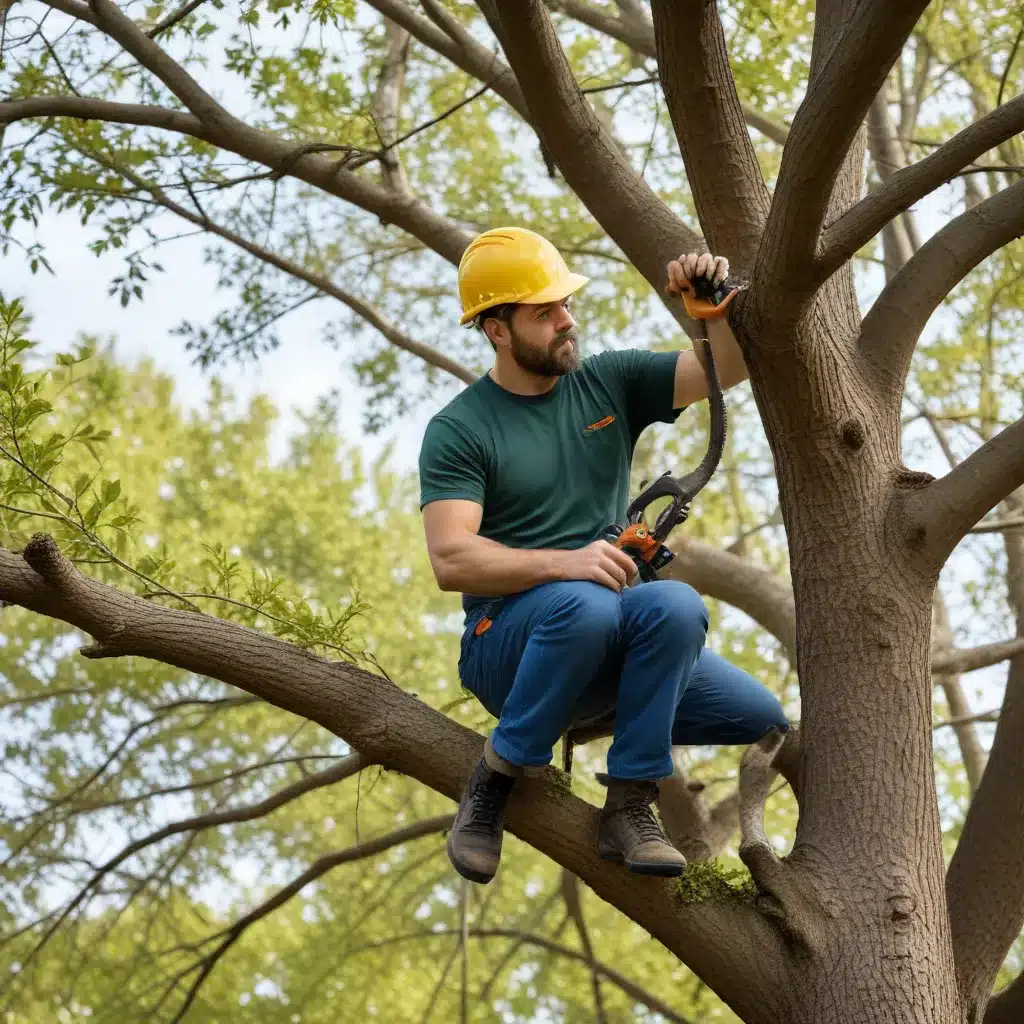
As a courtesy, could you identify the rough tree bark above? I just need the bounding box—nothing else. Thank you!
[4,1,1024,1021]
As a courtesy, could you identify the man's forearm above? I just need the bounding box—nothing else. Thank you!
[707,317,749,389]
[434,534,566,596]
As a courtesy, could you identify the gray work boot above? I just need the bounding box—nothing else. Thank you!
[597,776,687,877]
[446,737,522,884]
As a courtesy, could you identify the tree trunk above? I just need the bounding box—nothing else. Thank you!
[734,283,964,1022]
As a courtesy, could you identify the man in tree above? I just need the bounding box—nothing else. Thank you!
[419,227,788,884]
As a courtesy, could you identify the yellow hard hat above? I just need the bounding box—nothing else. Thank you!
[457,227,589,325]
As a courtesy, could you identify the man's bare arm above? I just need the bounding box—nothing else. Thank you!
[667,252,749,409]
[422,500,636,596]
[672,318,748,409]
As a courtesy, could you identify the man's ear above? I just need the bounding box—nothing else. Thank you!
[484,319,510,349]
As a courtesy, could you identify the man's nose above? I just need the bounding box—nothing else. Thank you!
[554,306,576,332]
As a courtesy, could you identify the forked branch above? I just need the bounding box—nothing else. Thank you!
[756,0,931,297]
[861,177,1024,393]
[820,93,1024,278]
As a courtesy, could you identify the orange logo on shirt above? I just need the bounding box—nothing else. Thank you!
[583,415,616,435]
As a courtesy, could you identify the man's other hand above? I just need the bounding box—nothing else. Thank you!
[556,540,638,592]
[666,252,729,296]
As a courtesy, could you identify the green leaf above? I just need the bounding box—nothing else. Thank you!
[101,478,121,505]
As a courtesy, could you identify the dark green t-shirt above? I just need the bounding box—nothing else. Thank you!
[418,348,681,613]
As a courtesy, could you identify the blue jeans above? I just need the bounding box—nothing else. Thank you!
[458,580,788,780]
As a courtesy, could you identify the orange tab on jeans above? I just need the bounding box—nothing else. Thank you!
[474,617,493,637]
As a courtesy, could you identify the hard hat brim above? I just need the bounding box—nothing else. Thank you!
[460,272,589,326]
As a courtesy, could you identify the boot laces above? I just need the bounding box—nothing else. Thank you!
[623,784,666,844]
[465,767,512,835]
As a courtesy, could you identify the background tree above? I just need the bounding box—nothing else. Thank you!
[1,1,1024,1022]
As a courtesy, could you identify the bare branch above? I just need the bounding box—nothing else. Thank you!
[756,1,930,293]
[970,516,1024,534]
[861,177,1024,396]
[364,0,529,120]
[866,86,918,278]
[904,414,1024,568]
[18,754,367,976]
[932,593,986,793]
[77,145,477,383]
[560,870,608,1024]
[370,18,411,193]
[0,533,789,1018]
[489,0,702,313]
[0,95,473,264]
[934,708,998,730]
[820,94,1024,279]
[169,815,453,1022]
[359,927,693,1024]
[548,0,789,145]
[932,637,1024,676]
[648,0,770,264]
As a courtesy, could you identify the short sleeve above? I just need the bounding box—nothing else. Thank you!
[590,348,682,435]
[418,414,487,509]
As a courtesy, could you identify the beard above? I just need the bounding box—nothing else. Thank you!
[509,326,581,376]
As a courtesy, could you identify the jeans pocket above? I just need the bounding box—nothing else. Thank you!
[458,600,503,693]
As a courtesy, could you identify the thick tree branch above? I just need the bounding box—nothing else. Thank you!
[820,93,1024,279]
[0,95,473,265]
[932,637,1024,676]
[861,177,1024,396]
[63,0,235,127]
[665,538,796,662]
[947,525,1024,1014]
[0,534,789,1023]
[904,415,1024,568]
[756,1,930,296]
[489,0,702,316]
[649,0,770,265]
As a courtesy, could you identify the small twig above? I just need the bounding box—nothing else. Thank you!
[580,74,659,95]
[147,0,210,38]
[997,21,1024,108]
